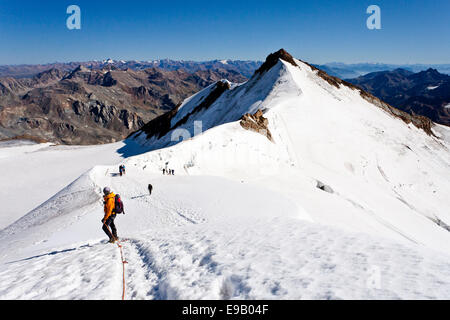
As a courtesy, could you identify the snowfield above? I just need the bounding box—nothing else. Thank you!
[0,140,126,229]
[1,54,450,300]
[1,170,450,300]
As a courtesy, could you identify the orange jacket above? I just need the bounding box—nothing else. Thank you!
[103,192,116,220]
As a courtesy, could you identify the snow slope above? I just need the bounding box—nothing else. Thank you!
[1,51,450,299]
[1,167,449,300]
[0,140,126,229]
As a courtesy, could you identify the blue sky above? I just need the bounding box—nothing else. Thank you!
[0,0,448,65]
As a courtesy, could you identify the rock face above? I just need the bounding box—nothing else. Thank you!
[240,109,273,141]
[0,66,247,144]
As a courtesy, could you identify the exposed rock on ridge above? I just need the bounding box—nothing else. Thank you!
[240,109,273,141]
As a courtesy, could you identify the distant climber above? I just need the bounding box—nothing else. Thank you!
[119,164,126,176]
[162,168,166,175]
[148,183,153,195]
[172,169,175,175]
[102,187,119,243]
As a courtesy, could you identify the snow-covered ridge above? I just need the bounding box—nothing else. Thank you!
[132,49,436,152]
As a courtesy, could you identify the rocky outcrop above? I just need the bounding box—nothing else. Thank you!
[101,72,117,87]
[240,109,273,141]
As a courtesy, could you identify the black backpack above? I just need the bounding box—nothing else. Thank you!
[114,194,124,214]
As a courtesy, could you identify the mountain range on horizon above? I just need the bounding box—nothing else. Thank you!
[1,58,450,79]
[315,62,450,79]
[0,59,263,79]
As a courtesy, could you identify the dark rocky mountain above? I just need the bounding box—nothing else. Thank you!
[0,66,247,144]
[347,68,450,126]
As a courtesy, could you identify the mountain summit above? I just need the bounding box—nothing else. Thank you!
[254,48,297,74]
[131,49,436,149]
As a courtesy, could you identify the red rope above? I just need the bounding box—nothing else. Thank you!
[104,221,127,300]
[116,240,128,300]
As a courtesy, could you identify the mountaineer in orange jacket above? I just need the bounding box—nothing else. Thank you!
[102,187,119,243]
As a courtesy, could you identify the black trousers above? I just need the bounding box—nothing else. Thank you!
[102,214,117,240]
